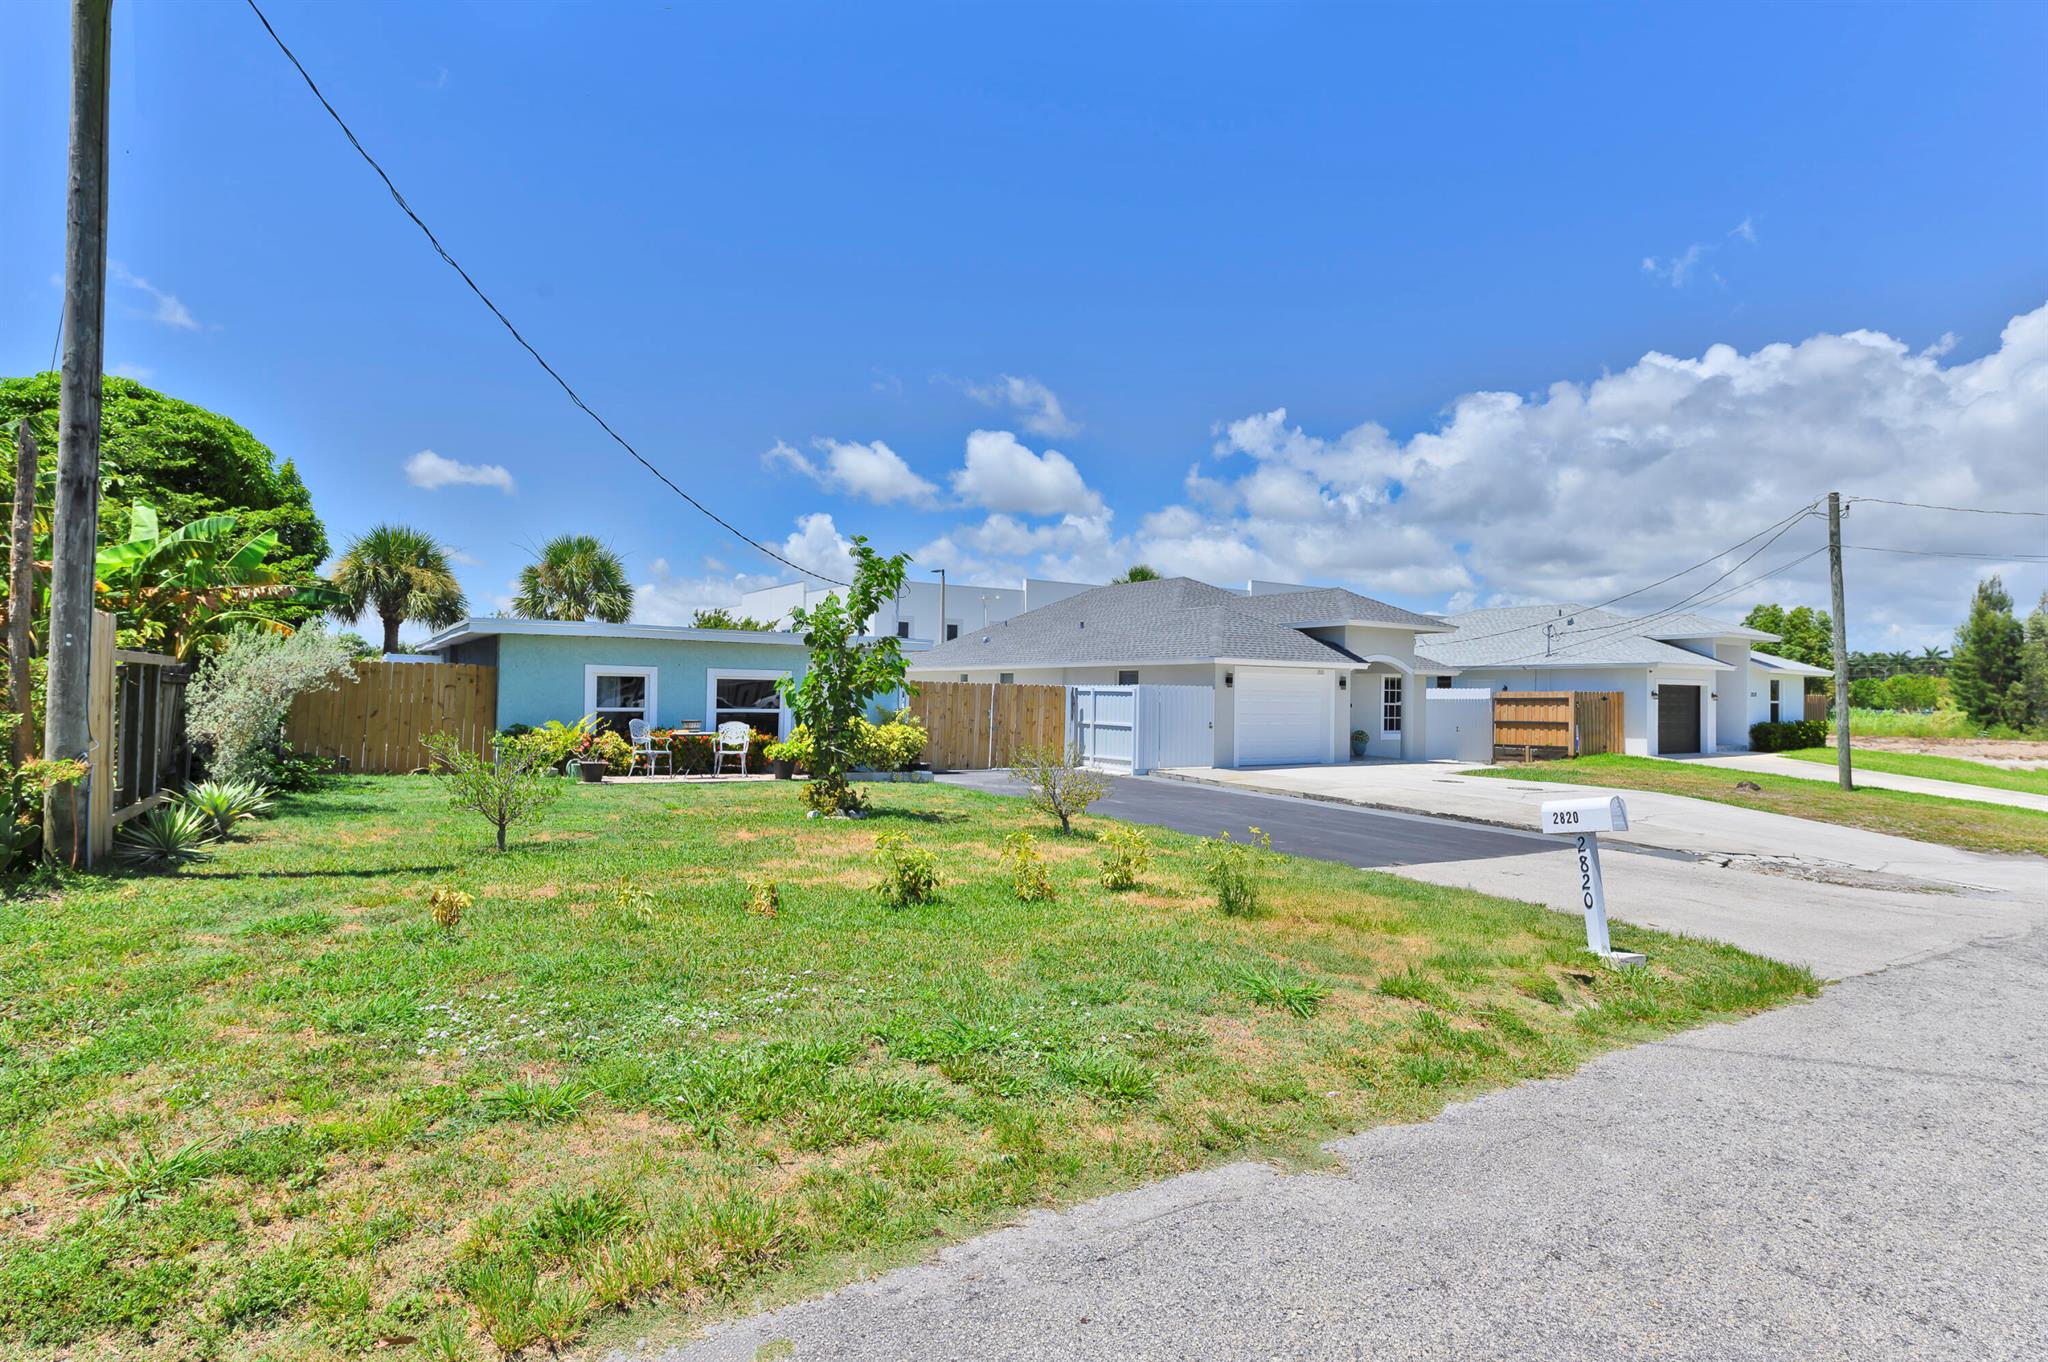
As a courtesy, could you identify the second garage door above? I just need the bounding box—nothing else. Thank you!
[1657,684,1702,755]
[1234,668,1332,766]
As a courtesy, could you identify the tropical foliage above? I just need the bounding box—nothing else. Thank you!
[92,502,340,659]
[330,523,468,654]
[0,372,329,612]
[113,804,218,870]
[175,778,275,840]
[689,606,777,630]
[513,534,633,623]
[1949,576,2031,729]
[1740,602,1833,681]
[1111,564,1161,583]
[776,538,911,814]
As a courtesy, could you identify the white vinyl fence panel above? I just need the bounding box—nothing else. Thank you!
[1424,687,1494,763]
[1069,684,1215,774]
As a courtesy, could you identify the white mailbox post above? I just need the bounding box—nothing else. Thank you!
[1539,796,1645,967]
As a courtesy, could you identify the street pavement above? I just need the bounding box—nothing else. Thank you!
[636,772,2048,1362]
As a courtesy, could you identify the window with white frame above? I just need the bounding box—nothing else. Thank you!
[1382,675,1404,733]
[896,621,911,639]
[1769,678,1782,723]
[707,671,787,738]
[585,666,656,736]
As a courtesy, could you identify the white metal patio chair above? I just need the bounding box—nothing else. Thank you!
[628,718,672,776]
[713,720,751,777]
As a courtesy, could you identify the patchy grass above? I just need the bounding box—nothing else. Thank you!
[1779,747,2048,797]
[0,777,1816,1360]
[1476,754,2048,855]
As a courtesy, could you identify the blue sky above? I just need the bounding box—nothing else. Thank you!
[4,1,2044,645]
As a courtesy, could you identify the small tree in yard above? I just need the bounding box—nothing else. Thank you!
[423,731,563,851]
[776,538,911,815]
[186,626,354,784]
[1009,741,1110,833]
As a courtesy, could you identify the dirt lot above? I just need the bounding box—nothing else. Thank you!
[1829,735,2048,768]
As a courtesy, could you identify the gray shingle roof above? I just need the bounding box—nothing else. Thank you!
[1751,649,1830,676]
[1415,604,1740,671]
[906,577,1361,671]
[1229,587,1449,632]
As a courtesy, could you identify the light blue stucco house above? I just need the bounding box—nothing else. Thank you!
[417,618,827,737]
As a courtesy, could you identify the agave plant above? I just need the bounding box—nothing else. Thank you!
[114,805,219,870]
[176,778,274,840]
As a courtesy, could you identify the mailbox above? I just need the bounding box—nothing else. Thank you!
[1539,796,1629,835]
[1536,795,1643,967]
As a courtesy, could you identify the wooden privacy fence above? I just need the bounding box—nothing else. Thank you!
[1492,690,1624,762]
[1805,691,1830,724]
[286,662,497,774]
[907,681,1068,770]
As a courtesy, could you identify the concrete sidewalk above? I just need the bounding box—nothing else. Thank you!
[651,921,2048,1362]
[1676,750,2048,813]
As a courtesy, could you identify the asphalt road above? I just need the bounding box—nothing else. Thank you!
[651,918,2048,1362]
[940,769,1557,868]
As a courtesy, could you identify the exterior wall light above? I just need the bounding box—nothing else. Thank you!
[1224,671,1234,688]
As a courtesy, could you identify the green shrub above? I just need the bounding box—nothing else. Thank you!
[859,713,928,772]
[506,714,595,769]
[999,831,1056,902]
[113,805,218,870]
[573,729,634,774]
[1749,718,1828,752]
[1098,824,1152,891]
[1202,826,1272,917]
[185,626,354,784]
[1009,742,1110,833]
[872,833,938,907]
[423,732,564,852]
[175,778,274,840]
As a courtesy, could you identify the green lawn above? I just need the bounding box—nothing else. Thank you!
[1475,754,2048,855]
[0,777,1816,1361]
[1779,746,2048,797]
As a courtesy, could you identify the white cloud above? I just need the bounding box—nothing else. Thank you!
[632,557,787,626]
[1170,301,2048,645]
[778,512,859,582]
[763,437,939,506]
[109,262,200,330]
[950,429,1104,517]
[963,375,1081,437]
[404,449,516,494]
[1641,217,1757,288]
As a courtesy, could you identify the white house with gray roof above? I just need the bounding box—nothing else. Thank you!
[906,577,1454,767]
[1417,604,1825,756]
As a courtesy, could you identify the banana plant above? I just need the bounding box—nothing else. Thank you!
[92,502,341,660]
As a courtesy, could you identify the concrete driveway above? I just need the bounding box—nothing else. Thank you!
[638,774,2048,1362]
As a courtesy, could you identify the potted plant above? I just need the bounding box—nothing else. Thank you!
[763,739,796,780]
[1350,729,1370,759]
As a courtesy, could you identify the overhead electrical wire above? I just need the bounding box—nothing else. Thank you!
[1847,543,2048,563]
[1845,495,2048,518]
[1428,498,1826,651]
[241,0,849,587]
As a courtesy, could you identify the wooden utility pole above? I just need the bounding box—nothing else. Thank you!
[1827,491,1853,791]
[44,0,114,863]
[9,421,39,765]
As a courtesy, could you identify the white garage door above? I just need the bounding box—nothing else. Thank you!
[1234,668,1331,766]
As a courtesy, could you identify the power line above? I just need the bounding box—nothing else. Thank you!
[1433,498,1824,650]
[1478,507,1824,665]
[240,0,848,588]
[1846,495,2048,518]
[1848,543,2048,563]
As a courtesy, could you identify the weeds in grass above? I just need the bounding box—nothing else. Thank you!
[524,1189,634,1261]
[1049,1049,1156,1101]
[416,1315,474,1362]
[999,831,1057,902]
[1098,823,1152,891]
[610,878,657,928]
[482,1080,589,1125]
[1377,967,1454,1009]
[61,1137,216,1213]
[871,833,939,906]
[746,879,781,918]
[457,1258,538,1355]
[1202,826,1272,917]
[1230,963,1331,1018]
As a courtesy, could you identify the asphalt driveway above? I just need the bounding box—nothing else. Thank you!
[939,768,1556,868]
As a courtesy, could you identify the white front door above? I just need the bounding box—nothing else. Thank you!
[1233,668,1332,766]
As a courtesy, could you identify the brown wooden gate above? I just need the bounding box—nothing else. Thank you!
[285,661,498,773]
[1492,690,1624,761]
[906,681,1068,769]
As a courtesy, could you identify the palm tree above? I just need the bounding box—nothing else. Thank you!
[1111,564,1161,584]
[513,534,633,623]
[330,524,468,654]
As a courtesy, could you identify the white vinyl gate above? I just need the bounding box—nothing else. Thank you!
[1423,687,1494,763]
[1069,684,1214,773]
